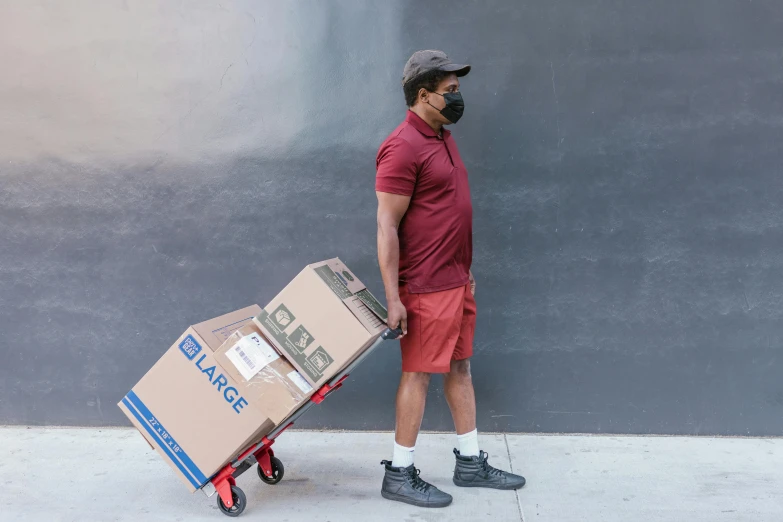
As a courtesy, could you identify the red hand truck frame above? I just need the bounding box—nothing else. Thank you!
[203,327,402,517]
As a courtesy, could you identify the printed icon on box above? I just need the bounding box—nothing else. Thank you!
[178,335,202,360]
[271,304,295,329]
[306,347,334,376]
[275,310,291,326]
[342,270,355,282]
[287,325,314,353]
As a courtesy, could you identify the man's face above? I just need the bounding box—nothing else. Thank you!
[420,73,460,125]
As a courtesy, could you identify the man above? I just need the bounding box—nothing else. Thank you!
[375,50,526,508]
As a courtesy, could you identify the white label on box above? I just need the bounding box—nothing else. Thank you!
[226,333,279,381]
[287,370,314,394]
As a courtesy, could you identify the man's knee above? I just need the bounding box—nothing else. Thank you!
[401,371,432,389]
[448,358,471,378]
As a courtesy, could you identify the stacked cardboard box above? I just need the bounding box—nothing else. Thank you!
[119,258,387,491]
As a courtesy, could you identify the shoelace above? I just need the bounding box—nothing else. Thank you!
[480,453,504,477]
[405,467,432,492]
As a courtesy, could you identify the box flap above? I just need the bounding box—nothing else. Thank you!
[191,305,262,351]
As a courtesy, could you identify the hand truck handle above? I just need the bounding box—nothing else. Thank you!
[382,327,404,340]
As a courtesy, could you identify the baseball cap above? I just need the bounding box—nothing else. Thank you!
[402,50,471,85]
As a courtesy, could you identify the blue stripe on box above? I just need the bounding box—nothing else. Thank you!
[121,397,200,488]
[122,391,208,487]
[125,391,208,485]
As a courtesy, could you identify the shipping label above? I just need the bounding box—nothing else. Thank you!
[225,333,279,381]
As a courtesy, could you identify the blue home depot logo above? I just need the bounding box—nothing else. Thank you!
[179,335,202,360]
[179,334,247,414]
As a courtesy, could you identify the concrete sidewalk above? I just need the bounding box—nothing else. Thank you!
[1,428,781,521]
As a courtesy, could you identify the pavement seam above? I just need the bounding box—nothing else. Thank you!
[505,434,525,522]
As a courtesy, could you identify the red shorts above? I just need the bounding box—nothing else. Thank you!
[399,283,476,373]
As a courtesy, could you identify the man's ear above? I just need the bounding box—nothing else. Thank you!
[418,88,429,105]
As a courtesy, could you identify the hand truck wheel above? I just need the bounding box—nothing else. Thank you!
[257,456,284,485]
[217,485,246,517]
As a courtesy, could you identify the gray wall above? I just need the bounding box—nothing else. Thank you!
[1,1,782,435]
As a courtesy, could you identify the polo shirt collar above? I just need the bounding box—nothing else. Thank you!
[406,110,450,139]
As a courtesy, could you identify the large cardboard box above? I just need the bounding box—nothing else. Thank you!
[118,305,311,492]
[254,258,388,388]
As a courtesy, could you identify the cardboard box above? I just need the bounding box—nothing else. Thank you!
[118,305,311,493]
[254,258,388,388]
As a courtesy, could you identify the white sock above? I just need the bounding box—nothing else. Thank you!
[457,429,480,457]
[392,442,415,468]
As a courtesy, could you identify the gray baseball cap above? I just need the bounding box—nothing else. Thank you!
[402,50,471,85]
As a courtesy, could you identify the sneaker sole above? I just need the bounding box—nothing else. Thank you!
[453,478,526,490]
[381,490,453,508]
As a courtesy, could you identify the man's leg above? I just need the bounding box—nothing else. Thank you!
[382,370,453,508]
[444,359,479,456]
[381,285,458,508]
[446,359,526,489]
[446,287,526,490]
[393,371,431,466]
[446,286,480,457]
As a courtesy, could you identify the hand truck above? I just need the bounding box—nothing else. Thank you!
[202,327,402,517]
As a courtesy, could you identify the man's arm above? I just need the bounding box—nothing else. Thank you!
[376,191,411,336]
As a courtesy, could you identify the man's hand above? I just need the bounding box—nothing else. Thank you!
[469,270,476,296]
[387,298,408,337]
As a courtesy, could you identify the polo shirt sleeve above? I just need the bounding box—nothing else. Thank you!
[375,137,417,196]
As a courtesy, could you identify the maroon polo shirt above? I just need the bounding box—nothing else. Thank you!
[375,111,473,294]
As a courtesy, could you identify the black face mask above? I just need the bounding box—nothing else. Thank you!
[428,91,465,124]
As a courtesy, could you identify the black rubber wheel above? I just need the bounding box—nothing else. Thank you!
[257,456,284,485]
[217,485,246,517]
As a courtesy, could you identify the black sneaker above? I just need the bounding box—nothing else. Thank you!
[380,460,453,508]
[453,449,526,490]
